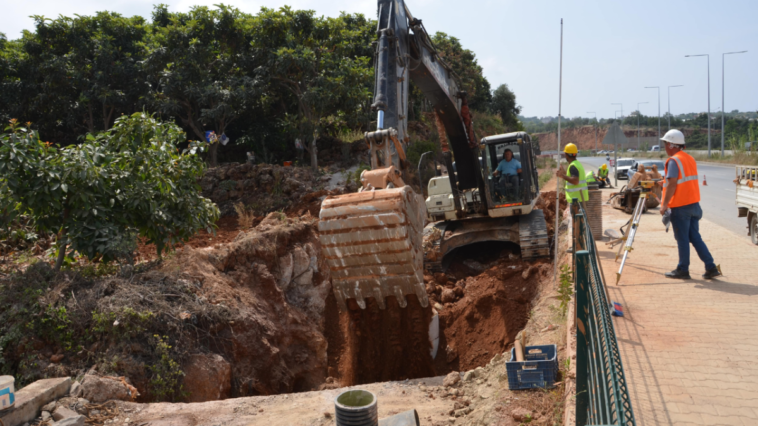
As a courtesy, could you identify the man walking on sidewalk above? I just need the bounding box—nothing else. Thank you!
[658,129,721,280]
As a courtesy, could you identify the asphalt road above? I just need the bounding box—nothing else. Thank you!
[579,156,749,241]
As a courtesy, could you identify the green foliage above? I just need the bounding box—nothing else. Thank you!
[93,307,154,339]
[406,139,440,170]
[558,264,573,316]
[491,84,522,130]
[148,335,185,402]
[0,114,219,266]
[431,32,492,111]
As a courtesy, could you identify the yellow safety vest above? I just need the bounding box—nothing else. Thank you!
[565,160,589,202]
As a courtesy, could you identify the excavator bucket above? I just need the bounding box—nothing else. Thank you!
[318,186,428,312]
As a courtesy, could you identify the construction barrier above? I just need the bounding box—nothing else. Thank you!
[571,200,636,426]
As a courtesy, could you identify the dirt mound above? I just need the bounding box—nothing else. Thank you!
[0,213,333,401]
[425,244,550,373]
[534,126,710,151]
[199,162,326,216]
[536,191,567,237]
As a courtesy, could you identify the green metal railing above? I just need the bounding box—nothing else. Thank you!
[571,200,636,426]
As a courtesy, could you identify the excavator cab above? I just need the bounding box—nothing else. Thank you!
[481,132,541,217]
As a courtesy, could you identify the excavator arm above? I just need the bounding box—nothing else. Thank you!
[318,0,488,312]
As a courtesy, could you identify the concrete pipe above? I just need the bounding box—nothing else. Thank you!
[335,389,378,426]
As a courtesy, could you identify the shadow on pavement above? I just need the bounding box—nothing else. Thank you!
[693,279,758,296]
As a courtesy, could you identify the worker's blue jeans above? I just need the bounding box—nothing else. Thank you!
[670,202,716,273]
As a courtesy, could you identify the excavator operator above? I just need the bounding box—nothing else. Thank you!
[492,148,522,201]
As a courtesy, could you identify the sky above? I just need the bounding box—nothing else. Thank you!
[3,0,757,119]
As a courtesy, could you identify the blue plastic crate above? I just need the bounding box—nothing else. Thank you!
[506,344,558,390]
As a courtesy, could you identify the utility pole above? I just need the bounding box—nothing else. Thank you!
[637,102,648,150]
[645,86,660,149]
[685,54,711,157]
[667,85,683,130]
[587,112,597,153]
[722,51,748,157]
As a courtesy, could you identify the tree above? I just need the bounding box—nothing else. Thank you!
[491,84,521,130]
[8,13,150,141]
[145,5,261,167]
[251,8,372,171]
[431,32,492,111]
[0,114,219,270]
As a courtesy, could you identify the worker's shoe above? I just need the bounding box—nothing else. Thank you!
[665,268,691,280]
[702,265,722,280]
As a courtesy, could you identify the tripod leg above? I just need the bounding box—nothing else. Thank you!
[616,195,646,284]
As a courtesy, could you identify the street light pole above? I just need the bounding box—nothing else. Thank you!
[645,86,660,148]
[722,50,748,157]
[667,85,683,130]
[587,112,597,153]
[685,54,711,157]
[637,102,648,151]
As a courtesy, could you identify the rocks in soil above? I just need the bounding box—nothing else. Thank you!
[511,407,534,422]
[79,376,136,403]
[52,406,78,421]
[463,370,476,382]
[69,381,81,398]
[42,401,56,412]
[443,372,461,388]
[441,289,456,304]
[52,415,85,426]
[182,353,232,402]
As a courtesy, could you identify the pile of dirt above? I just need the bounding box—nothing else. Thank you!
[427,244,551,373]
[535,191,568,237]
[0,212,333,401]
[199,162,328,216]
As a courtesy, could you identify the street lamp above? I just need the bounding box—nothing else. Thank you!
[685,54,711,157]
[637,102,649,150]
[645,86,661,149]
[587,112,597,153]
[667,85,683,130]
[612,103,623,124]
[722,50,748,157]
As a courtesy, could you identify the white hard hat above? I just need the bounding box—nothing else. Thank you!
[661,129,685,145]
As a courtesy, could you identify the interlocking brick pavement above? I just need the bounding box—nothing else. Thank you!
[595,188,758,426]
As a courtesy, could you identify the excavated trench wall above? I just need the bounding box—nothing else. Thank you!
[171,214,547,399]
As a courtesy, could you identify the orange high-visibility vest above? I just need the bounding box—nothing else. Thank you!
[663,150,700,208]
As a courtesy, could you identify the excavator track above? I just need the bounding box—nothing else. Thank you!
[423,209,550,273]
[318,186,428,312]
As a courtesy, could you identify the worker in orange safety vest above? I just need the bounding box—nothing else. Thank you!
[659,129,721,280]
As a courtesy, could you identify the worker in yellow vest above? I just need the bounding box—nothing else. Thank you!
[597,164,611,188]
[555,143,588,208]
[659,129,721,280]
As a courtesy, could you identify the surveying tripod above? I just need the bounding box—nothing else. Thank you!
[606,180,660,285]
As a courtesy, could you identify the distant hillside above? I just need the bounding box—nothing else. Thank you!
[534,126,715,151]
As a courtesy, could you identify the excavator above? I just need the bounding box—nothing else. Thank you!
[318,0,549,313]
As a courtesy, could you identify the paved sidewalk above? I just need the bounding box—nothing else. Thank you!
[596,188,758,426]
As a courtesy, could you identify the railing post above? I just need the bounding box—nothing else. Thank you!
[575,250,591,426]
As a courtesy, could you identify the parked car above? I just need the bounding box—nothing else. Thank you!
[649,145,661,152]
[615,158,635,180]
[626,160,666,180]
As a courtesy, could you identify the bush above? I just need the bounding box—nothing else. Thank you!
[406,139,440,170]
[0,115,220,269]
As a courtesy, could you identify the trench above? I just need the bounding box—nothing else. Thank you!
[323,241,546,388]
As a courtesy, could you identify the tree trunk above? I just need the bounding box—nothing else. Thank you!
[54,232,67,271]
[310,135,318,172]
[210,142,219,167]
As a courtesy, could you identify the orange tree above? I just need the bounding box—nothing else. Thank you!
[0,114,219,270]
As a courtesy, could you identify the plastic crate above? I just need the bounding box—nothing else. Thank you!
[506,344,558,390]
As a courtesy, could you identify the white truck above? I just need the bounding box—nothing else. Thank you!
[736,165,758,245]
